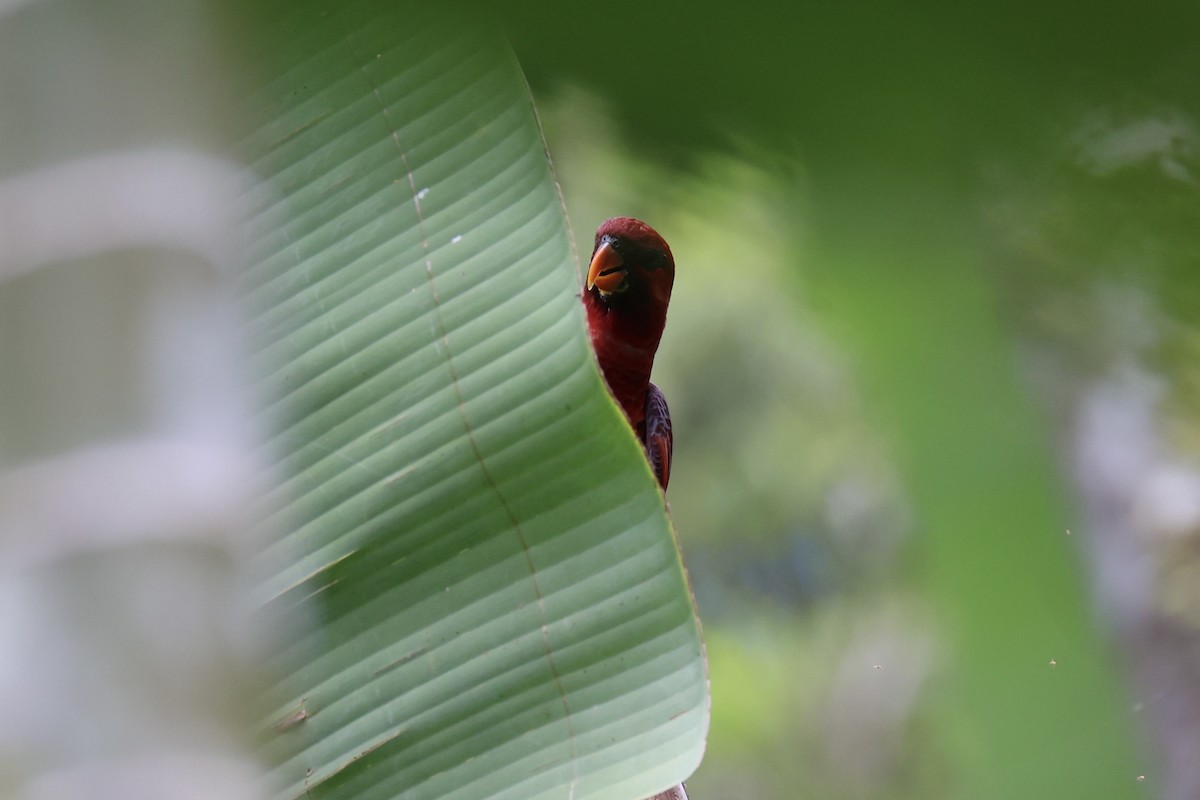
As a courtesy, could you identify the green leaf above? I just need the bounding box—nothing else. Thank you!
[237,2,708,799]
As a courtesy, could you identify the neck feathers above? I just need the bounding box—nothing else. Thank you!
[585,290,667,426]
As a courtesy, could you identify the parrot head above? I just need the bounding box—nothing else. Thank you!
[585,217,674,310]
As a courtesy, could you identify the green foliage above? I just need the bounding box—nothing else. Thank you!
[237,3,707,798]
[522,4,1200,792]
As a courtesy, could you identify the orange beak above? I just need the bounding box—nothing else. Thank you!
[586,241,626,294]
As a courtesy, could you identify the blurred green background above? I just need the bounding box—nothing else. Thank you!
[3,1,1198,798]
[501,2,1200,798]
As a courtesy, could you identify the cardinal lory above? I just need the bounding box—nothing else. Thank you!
[583,217,674,489]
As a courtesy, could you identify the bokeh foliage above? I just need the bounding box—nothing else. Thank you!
[506,1,1199,798]
[4,0,1197,798]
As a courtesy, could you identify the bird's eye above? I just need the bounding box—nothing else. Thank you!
[644,251,668,271]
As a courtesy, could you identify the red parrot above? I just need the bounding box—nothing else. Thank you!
[583,217,675,489]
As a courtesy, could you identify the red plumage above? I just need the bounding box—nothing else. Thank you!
[583,217,675,489]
